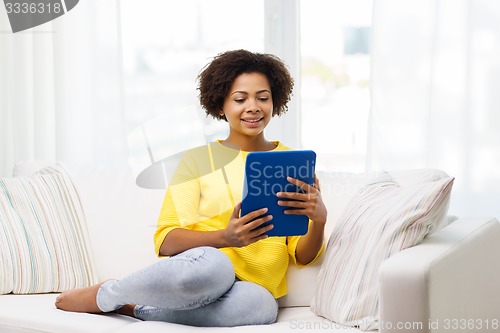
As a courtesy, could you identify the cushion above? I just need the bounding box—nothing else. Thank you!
[0,165,97,294]
[316,168,450,242]
[311,171,454,330]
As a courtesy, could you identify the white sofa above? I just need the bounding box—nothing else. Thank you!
[1,162,500,333]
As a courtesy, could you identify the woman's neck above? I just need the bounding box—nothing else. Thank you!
[220,135,276,152]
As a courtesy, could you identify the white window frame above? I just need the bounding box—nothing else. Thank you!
[264,0,302,149]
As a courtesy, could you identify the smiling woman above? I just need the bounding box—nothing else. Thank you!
[218,72,274,150]
[54,49,328,328]
[196,49,293,152]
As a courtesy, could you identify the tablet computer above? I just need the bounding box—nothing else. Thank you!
[241,150,316,237]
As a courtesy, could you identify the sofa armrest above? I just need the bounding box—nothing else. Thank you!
[379,217,500,333]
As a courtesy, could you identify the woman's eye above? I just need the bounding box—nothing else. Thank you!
[235,99,245,103]
[259,97,269,101]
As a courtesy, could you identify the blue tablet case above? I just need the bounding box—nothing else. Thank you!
[241,150,316,237]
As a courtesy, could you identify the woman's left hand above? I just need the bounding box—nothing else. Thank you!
[277,175,327,225]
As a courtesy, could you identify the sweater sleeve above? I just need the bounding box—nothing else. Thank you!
[153,157,201,256]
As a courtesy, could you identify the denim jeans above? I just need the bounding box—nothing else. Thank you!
[96,246,279,327]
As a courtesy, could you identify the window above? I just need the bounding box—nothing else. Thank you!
[121,0,373,174]
[300,0,373,172]
[121,0,265,167]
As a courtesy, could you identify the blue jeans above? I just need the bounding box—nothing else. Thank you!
[96,246,278,327]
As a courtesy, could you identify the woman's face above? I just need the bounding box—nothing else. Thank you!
[220,72,273,140]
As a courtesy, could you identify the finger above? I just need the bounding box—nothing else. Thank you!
[249,232,270,244]
[231,201,242,218]
[277,191,309,200]
[286,176,306,187]
[250,221,274,236]
[283,208,307,215]
[287,176,314,193]
[248,220,274,240]
[240,207,268,224]
[314,176,321,191]
[278,199,305,208]
[246,214,273,230]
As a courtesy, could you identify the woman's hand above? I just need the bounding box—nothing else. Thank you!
[223,202,274,247]
[280,175,327,265]
[277,176,327,225]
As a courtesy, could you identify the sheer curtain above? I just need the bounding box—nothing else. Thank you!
[3,0,500,220]
[369,0,500,218]
[0,0,267,180]
[0,0,127,177]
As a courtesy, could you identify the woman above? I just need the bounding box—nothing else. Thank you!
[55,49,327,327]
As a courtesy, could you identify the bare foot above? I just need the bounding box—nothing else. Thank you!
[55,281,109,313]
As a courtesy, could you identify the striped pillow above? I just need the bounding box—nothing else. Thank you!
[0,165,97,294]
[311,171,454,330]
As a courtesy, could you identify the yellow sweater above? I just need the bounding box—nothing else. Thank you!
[154,141,321,298]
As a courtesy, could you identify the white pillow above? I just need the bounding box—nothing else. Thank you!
[0,165,97,294]
[311,171,454,330]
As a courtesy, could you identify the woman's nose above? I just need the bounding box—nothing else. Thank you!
[246,100,260,112]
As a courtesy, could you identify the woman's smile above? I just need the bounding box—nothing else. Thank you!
[241,116,265,127]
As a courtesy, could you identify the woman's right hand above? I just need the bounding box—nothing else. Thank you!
[224,201,274,247]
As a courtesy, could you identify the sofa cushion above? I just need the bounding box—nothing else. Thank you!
[105,307,350,333]
[0,165,97,294]
[311,171,454,330]
[0,294,350,333]
[61,164,165,280]
[0,294,139,333]
[13,161,165,282]
[279,168,451,308]
[316,168,451,240]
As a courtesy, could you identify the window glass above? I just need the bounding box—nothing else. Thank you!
[300,0,373,172]
[121,0,264,167]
